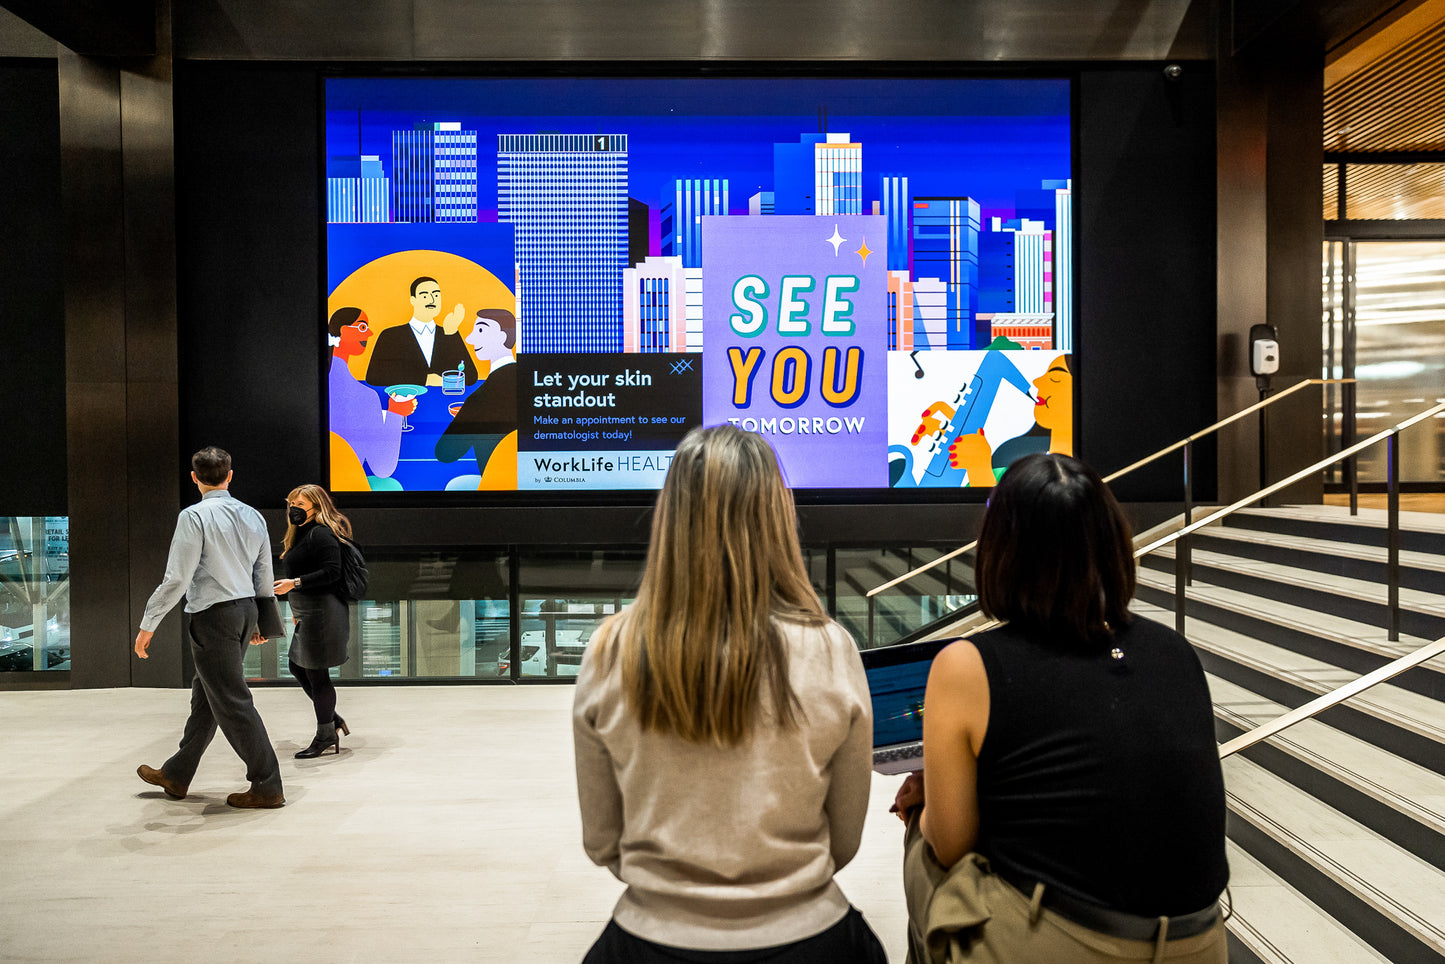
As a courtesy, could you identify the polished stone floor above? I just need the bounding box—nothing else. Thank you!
[0,685,909,963]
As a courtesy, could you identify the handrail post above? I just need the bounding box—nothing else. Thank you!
[1176,440,1188,632]
[867,593,875,650]
[1345,379,1359,515]
[1183,439,1193,588]
[1387,433,1400,642]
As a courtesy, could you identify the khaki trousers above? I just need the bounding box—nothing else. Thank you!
[903,817,1226,964]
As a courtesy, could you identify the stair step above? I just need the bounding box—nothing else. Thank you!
[1229,506,1445,555]
[1223,753,1445,959]
[1132,599,1445,748]
[1139,564,1440,664]
[1143,547,1445,618]
[1225,842,1392,964]
[1189,525,1445,594]
[1207,674,1445,870]
[1198,523,1445,571]
[1135,569,1445,702]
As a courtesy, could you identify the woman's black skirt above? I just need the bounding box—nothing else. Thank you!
[287,590,350,670]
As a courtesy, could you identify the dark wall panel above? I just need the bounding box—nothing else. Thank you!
[0,59,66,515]
[1077,64,1217,502]
[175,62,321,510]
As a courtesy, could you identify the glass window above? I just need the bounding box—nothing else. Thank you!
[834,545,975,649]
[244,549,511,682]
[1322,240,1445,485]
[0,517,70,672]
[517,549,643,679]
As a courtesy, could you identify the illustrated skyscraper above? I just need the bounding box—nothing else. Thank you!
[660,178,729,268]
[877,174,909,271]
[911,197,980,349]
[980,214,1057,349]
[327,155,390,223]
[392,122,478,223]
[622,257,689,352]
[773,133,861,215]
[497,133,630,353]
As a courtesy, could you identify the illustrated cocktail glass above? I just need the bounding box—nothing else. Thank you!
[384,383,427,433]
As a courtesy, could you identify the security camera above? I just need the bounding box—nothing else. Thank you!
[1163,64,1183,80]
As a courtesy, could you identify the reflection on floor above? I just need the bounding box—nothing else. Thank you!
[0,685,909,963]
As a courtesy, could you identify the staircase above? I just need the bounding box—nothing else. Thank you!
[1134,505,1445,963]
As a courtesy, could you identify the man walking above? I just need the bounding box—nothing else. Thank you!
[134,446,285,809]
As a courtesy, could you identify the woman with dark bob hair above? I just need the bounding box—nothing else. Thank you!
[893,453,1228,963]
[573,425,888,964]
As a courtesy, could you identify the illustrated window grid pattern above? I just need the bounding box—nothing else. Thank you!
[879,174,909,271]
[392,129,435,223]
[434,132,479,222]
[912,197,980,348]
[327,176,391,223]
[815,143,863,216]
[498,134,630,353]
[1053,186,1073,351]
[1013,230,1053,315]
[638,278,671,352]
[661,178,729,269]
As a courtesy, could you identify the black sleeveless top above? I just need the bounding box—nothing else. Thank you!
[970,616,1228,916]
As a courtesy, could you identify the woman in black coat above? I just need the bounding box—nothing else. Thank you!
[273,484,353,758]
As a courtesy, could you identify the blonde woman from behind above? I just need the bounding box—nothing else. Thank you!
[573,425,887,964]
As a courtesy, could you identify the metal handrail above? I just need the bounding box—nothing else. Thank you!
[1135,399,1445,557]
[1136,398,1445,643]
[864,377,1355,645]
[1218,636,1445,759]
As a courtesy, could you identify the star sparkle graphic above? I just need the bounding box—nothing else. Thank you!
[856,237,872,266]
[826,225,846,255]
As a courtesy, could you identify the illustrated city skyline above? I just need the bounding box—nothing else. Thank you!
[325,77,1073,354]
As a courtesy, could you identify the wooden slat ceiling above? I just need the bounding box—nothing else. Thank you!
[1325,1,1445,218]
[1325,17,1445,152]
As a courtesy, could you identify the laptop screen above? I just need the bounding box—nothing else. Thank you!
[862,637,956,748]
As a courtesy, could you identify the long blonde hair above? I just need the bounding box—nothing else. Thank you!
[606,424,827,746]
[281,484,353,556]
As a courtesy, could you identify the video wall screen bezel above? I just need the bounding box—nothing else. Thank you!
[319,65,1078,508]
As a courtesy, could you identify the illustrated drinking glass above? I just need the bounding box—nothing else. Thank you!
[384,383,427,433]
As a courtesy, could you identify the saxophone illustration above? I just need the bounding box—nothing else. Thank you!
[889,350,1033,488]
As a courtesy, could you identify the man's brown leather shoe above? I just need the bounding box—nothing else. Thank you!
[226,789,285,809]
[137,764,188,800]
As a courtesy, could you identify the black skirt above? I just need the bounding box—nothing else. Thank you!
[287,590,350,670]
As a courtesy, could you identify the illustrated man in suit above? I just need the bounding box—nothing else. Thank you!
[364,276,480,389]
[436,308,518,478]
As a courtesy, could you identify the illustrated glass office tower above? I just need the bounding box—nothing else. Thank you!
[498,133,629,353]
[622,256,689,353]
[878,174,909,271]
[327,155,390,223]
[773,132,861,215]
[911,196,980,349]
[392,122,478,223]
[661,178,728,269]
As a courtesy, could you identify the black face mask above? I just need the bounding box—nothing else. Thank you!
[287,506,308,527]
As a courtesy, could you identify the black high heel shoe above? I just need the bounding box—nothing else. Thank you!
[295,724,340,759]
[333,715,351,736]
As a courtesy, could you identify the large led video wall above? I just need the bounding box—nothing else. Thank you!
[325,76,1073,493]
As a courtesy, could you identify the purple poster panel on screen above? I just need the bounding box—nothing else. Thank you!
[702,215,888,488]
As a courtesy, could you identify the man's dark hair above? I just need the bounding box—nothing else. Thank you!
[328,306,363,338]
[974,453,1135,647]
[192,446,232,486]
[476,308,518,351]
[410,276,439,298]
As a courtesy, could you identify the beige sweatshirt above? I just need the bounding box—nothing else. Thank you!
[572,615,874,950]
